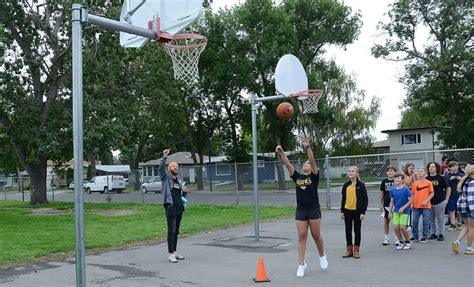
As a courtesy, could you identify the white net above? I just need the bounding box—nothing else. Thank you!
[291,90,324,114]
[164,35,207,85]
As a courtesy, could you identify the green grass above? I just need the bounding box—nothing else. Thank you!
[0,201,294,268]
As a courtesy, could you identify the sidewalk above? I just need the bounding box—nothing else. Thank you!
[1,210,472,286]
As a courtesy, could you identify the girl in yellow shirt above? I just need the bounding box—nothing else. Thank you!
[340,166,369,259]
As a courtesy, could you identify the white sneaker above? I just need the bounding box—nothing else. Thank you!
[319,254,328,270]
[396,244,404,250]
[168,254,178,263]
[402,243,412,250]
[394,239,401,246]
[382,237,389,246]
[296,262,307,278]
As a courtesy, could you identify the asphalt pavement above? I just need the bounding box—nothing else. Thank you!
[1,210,472,286]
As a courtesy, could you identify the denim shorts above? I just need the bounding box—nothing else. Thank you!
[460,210,474,219]
[447,198,458,212]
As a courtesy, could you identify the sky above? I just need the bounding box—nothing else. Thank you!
[212,0,407,141]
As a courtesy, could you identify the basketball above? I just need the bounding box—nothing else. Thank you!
[276,102,294,121]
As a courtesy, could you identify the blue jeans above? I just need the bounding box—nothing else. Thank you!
[413,208,430,239]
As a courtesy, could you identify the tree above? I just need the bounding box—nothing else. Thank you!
[372,0,473,148]
[0,1,74,204]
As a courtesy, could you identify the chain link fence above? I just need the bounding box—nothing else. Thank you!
[2,148,473,207]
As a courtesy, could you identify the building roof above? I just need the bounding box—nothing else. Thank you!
[96,165,130,173]
[372,139,390,148]
[139,152,228,166]
[381,126,450,134]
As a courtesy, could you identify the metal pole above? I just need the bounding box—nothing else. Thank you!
[3,184,6,201]
[52,175,55,202]
[325,155,330,210]
[208,135,212,191]
[234,162,239,205]
[72,4,86,286]
[251,96,259,241]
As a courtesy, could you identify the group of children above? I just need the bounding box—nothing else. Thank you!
[379,160,474,254]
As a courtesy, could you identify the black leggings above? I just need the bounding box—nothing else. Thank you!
[166,208,183,253]
[344,210,361,246]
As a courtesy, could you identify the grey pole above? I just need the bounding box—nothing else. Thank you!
[251,96,259,241]
[72,4,86,286]
[250,94,286,241]
[325,154,330,210]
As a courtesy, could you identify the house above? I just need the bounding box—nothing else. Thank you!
[46,160,93,188]
[372,139,390,154]
[139,152,229,183]
[139,151,284,184]
[0,169,13,189]
[381,126,449,172]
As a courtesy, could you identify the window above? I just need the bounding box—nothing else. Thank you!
[216,164,231,176]
[401,133,422,145]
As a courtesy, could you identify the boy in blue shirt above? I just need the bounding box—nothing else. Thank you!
[389,173,414,250]
[445,161,464,231]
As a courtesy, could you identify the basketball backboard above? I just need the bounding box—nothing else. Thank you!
[120,0,203,48]
[274,54,308,97]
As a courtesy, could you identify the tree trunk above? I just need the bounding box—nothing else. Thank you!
[29,162,48,205]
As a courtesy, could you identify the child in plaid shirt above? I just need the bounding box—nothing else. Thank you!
[451,165,474,255]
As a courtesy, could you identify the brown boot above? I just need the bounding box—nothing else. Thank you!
[342,245,353,258]
[353,245,360,259]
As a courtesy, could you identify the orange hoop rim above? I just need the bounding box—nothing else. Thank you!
[288,89,324,99]
[162,33,208,50]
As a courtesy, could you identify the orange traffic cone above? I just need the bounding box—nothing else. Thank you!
[253,257,271,283]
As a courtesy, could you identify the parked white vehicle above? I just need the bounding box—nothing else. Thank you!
[141,176,162,193]
[84,175,126,194]
[69,180,89,190]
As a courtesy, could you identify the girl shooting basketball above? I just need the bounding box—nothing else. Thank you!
[275,138,328,278]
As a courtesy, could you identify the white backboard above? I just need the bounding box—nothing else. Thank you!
[120,0,203,48]
[275,54,308,97]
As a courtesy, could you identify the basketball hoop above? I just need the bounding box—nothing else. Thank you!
[289,90,324,114]
[163,34,207,84]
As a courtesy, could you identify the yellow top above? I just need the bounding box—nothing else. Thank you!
[345,184,357,210]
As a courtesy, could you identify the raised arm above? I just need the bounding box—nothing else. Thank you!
[275,145,295,176]
[159,149,170,181]
[302,138,318,175]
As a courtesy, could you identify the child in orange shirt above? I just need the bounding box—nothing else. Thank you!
[411,167,434,242]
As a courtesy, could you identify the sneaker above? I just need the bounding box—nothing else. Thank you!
[445,221,451,226]
[296,262,307,277]
[429,234,438,240]
[448,225,457,232]
[465,248,474,255]
[319,254,328,270]
[410,237,418,241]
[451,241,460,254]
[457,223,462,228]
[419,238,428,243]
[382,238,389,246]
[396,244,404,250]
[175,254,185,260]
[437,234,444,241]
[402,243,412,250]
[394,239,401,246]
[168,254,178,263]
